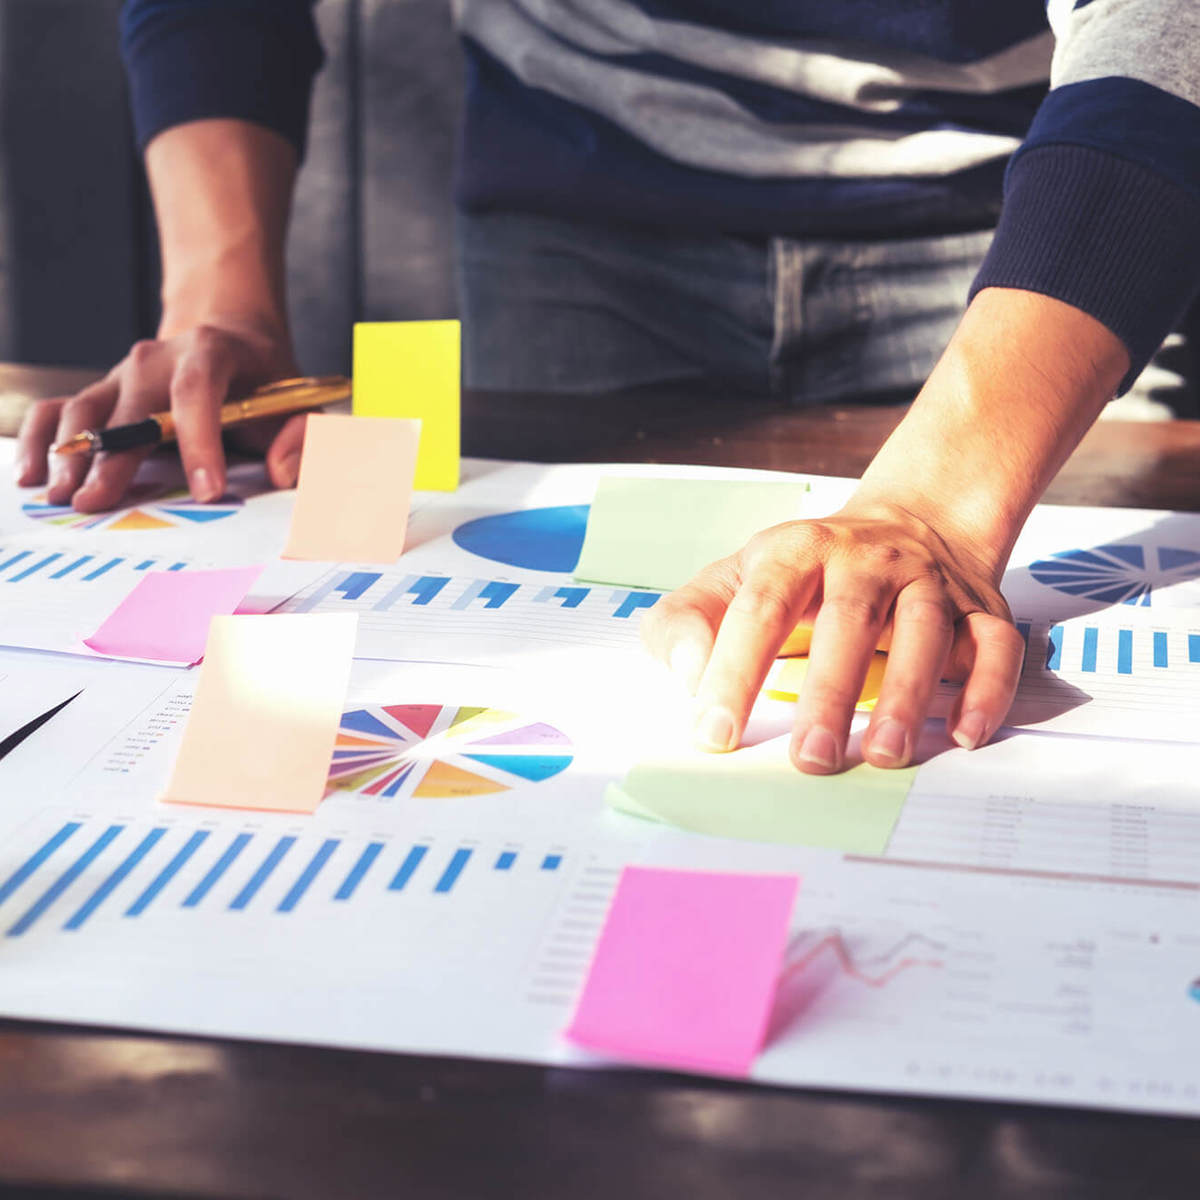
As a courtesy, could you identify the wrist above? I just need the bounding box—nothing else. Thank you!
[853,288,1129,569]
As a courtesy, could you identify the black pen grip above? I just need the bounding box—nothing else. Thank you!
[96,418,163,454]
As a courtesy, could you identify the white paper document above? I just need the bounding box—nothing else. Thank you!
[2,451,1200,1118]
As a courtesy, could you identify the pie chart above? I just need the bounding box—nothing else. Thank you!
[23,483,243,532]
[451,506,590,572]
[1028,543,1200,607]
[326,703,573,799]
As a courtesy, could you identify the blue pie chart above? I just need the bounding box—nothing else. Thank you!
[452,505,591,572]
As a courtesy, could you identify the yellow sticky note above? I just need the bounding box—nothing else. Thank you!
[353,319,460,491]
[765,651,888,711]
[161,614,357,814]
[283,413,420,563]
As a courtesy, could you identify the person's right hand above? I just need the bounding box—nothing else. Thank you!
[16,316,301,512]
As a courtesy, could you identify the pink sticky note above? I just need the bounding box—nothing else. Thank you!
[566,866,799,1076]
[283,413,421,562]
[83,565,264,665]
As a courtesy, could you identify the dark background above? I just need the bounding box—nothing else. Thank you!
[0,0,462,377]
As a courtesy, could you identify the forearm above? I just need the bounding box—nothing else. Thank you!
[851,287,1131,574]
[147,119,297,342]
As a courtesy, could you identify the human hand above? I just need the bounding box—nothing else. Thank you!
[16,317,306,511]
[641,499,1025,773]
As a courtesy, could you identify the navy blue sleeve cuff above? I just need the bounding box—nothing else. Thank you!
[121,2,323,160]
[969,143,1200,395]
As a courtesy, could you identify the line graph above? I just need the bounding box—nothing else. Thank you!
[781,929,946,988]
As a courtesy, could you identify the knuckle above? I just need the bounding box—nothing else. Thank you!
[789,520,836,559]
[189,323,228,356]
[728,581,794,629]
[804,677,862,721]
[822,592,887,629]
[126,339,159,371]
[171,354,211,400]
[900,594,954,632]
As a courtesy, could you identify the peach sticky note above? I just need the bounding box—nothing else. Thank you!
[353,320,460,491]
[566,866,799,1076]
[83,565,264,665]
[161,613,357,814]
[283,412,420,562]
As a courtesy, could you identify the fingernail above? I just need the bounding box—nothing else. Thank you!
[952,709,988,751]
[191,467,217,502]
[868,717,908,763]
[693,706,736,753]
[795,725,839,770]
[669,641,707,693]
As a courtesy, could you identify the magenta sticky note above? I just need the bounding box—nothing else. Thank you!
[566,866,799,1076]
[84,565,265,665]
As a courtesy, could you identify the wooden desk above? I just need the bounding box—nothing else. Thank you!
[1,367,1198,1198]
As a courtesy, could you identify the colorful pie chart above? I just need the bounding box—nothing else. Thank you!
[327,703,573,799]
[23,482,243,532]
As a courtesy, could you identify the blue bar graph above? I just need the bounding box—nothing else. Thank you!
[8,552,62,582]
[230,836,296,911]
[612,590,661,619]
[374,574,450,610]
[335,842,383,900]
[0,822,81,907]
[183,833,253,908]
[1154,631,1169,668]
[434,849,473,893]
[296,570,382,611]
[135,559,155,570]
[167,562,187,572]
[337,572,382,601]
[0,550,31,574]
[82,557,123,582]
[452,580,519,610]
[7,824,124,937]
[277,838,340,912]
[126,830,210,916]
[50,554,93,579]
[389,845,428,891]
[1046,625,1063,671]
[1117,629,1133,675]
[541,854,562,871]
[495,851,517,871]
[534,586,588,609]
[1190,635,1200,664]
[64,828,166,930]
[1081,627,1099,673]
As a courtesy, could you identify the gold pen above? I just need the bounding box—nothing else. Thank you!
[51,375,352,457]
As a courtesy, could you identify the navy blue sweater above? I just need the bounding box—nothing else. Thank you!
[120,1,1200,392]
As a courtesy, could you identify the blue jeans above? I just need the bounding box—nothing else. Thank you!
[456,209,1196,415]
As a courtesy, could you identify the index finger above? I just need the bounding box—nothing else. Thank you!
[169,342,235,502]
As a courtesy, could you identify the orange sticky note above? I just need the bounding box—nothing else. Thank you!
[161,613,357,814]
[283,413,420,562]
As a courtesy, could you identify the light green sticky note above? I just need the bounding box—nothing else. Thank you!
[606,736,914,854]
[353,320,460,491]
[573,476,810,591]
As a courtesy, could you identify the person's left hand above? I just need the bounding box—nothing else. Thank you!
[640,497,1026,774]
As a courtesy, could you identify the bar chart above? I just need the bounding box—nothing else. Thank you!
[0,544,189,586]
[282,567,662,661]
[994,615,1200,740]
[0,816,571,939]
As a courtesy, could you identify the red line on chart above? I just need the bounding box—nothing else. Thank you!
[781,932,945,989]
